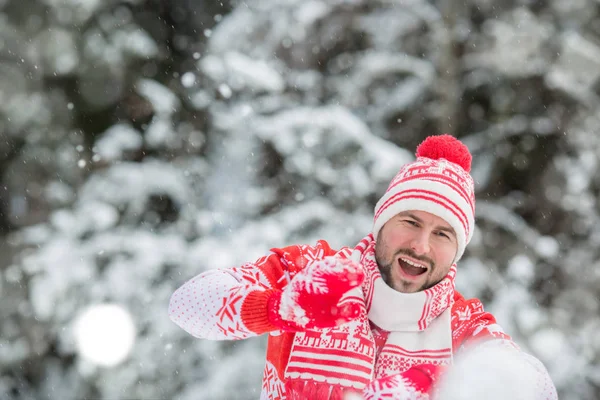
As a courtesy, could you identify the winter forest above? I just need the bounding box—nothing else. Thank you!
[1,0,600,399]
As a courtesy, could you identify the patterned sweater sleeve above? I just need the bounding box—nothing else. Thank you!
[168,240,341,340]
[451,292,558,400]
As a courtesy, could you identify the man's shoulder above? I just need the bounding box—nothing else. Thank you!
[451,290,487,315]
[451,291,512,344]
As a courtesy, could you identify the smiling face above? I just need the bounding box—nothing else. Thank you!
[375,210,458,293]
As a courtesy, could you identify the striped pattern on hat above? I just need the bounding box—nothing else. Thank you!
[372,135,475,263]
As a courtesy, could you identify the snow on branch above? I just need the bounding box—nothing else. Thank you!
[476,201,559,260]
[251,105,414,185]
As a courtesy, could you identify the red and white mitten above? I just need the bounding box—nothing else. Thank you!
[362,364,443,400]
[267,256,364,331]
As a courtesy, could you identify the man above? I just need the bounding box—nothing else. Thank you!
[169,135,557,399]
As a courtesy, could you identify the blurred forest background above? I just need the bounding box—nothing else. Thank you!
[1,0,600,399]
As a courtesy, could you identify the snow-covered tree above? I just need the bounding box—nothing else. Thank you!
[1,0,600,399]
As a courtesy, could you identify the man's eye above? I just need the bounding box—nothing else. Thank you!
[404,220,418,226]
[436,231,450,239]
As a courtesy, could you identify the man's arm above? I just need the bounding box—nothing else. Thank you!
[168,240,347,340]
[451,293,558,400]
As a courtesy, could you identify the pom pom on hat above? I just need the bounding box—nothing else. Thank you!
[373,134,476,264]
[416,134,472,172]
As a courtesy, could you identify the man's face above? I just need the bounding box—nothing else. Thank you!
[375,210,458,293]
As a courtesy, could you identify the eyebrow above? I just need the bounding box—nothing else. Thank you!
[402,212,457,238]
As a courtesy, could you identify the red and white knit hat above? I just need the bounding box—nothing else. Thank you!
[373,134,475,263]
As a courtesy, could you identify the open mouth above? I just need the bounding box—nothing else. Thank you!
[398,257,428,277]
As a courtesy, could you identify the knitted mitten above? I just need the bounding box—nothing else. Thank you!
[362,364,443,400]
[267,256,364,331]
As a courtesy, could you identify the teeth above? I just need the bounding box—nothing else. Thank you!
[400,258,426,269]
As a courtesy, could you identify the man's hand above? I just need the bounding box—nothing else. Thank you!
[267,256,364,331]
[362,364,442,400]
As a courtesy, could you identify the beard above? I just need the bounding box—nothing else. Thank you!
[375,236,437,293]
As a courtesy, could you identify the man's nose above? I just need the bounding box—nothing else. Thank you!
[410,233,431,255]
